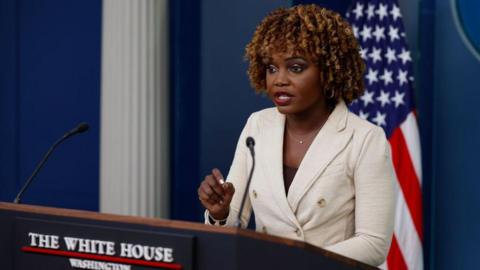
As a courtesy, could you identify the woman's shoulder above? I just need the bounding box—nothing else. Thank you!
[247,107,280,124]
[239,107,282,135]
[346,110,387,140]
[250,107,278,118]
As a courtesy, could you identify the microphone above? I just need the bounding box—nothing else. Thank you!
[236,136,255,228]
[64,122,89,139]
[13,122,90,204]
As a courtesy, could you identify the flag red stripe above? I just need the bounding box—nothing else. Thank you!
[387,235,408,270]
[389,128,423,241]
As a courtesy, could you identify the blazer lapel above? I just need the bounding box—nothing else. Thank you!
[260,111,300,227]
[287,100,353,213]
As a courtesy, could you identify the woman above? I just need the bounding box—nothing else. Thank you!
[197,4,395,266]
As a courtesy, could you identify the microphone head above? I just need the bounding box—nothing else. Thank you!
[75,122,90,133]
[246,137,255,148]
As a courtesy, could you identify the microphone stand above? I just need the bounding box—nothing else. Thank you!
[236,137,255,228]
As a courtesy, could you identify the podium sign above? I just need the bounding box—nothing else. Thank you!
[14,218,194,270]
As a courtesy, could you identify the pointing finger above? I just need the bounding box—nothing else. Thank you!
[206,174,225,197]
[211,168,225,185]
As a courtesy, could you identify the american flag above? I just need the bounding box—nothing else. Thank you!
[346,1,423,269]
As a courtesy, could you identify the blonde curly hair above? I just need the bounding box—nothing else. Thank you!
[245,4,365,105]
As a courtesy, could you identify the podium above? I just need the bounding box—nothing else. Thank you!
[0,202,377,270]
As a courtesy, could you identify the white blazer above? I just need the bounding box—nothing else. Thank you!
[205,100,395,266]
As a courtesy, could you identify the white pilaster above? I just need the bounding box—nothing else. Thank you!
[100,0,169,218]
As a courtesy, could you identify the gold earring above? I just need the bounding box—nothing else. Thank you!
[325,89,335,99]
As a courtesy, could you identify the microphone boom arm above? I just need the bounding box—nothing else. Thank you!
[13,136,68,204]
[13,122,89,204]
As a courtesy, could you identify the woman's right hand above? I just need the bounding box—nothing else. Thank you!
[198,168,235,220]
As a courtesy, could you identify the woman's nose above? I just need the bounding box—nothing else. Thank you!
[273,69,289,87]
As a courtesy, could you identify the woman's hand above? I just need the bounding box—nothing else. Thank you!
[198,168,235,220]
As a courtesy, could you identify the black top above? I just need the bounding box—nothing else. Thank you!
[283,164,298,195]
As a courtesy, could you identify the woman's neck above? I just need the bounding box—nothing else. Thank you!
[285,101,333,134]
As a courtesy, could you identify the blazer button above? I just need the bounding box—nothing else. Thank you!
[262,226,267,233]
[317,198,326,208]
[252,190,258,198]
[294,228,302,237]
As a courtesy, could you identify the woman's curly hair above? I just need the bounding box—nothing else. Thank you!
[245,4,365,105]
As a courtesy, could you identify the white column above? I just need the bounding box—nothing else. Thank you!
[100,0,169,218]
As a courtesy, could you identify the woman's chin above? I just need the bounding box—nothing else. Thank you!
[275,105,295,115]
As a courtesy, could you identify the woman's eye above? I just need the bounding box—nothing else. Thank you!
[266,65,277,74]
[289,64,304,73]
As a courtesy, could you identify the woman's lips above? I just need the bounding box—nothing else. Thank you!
[273,92,293,106]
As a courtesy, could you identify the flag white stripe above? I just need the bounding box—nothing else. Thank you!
[393,169,424,270]
[399,112,422,185]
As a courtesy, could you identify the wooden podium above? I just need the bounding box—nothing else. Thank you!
[0,202,377,270]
